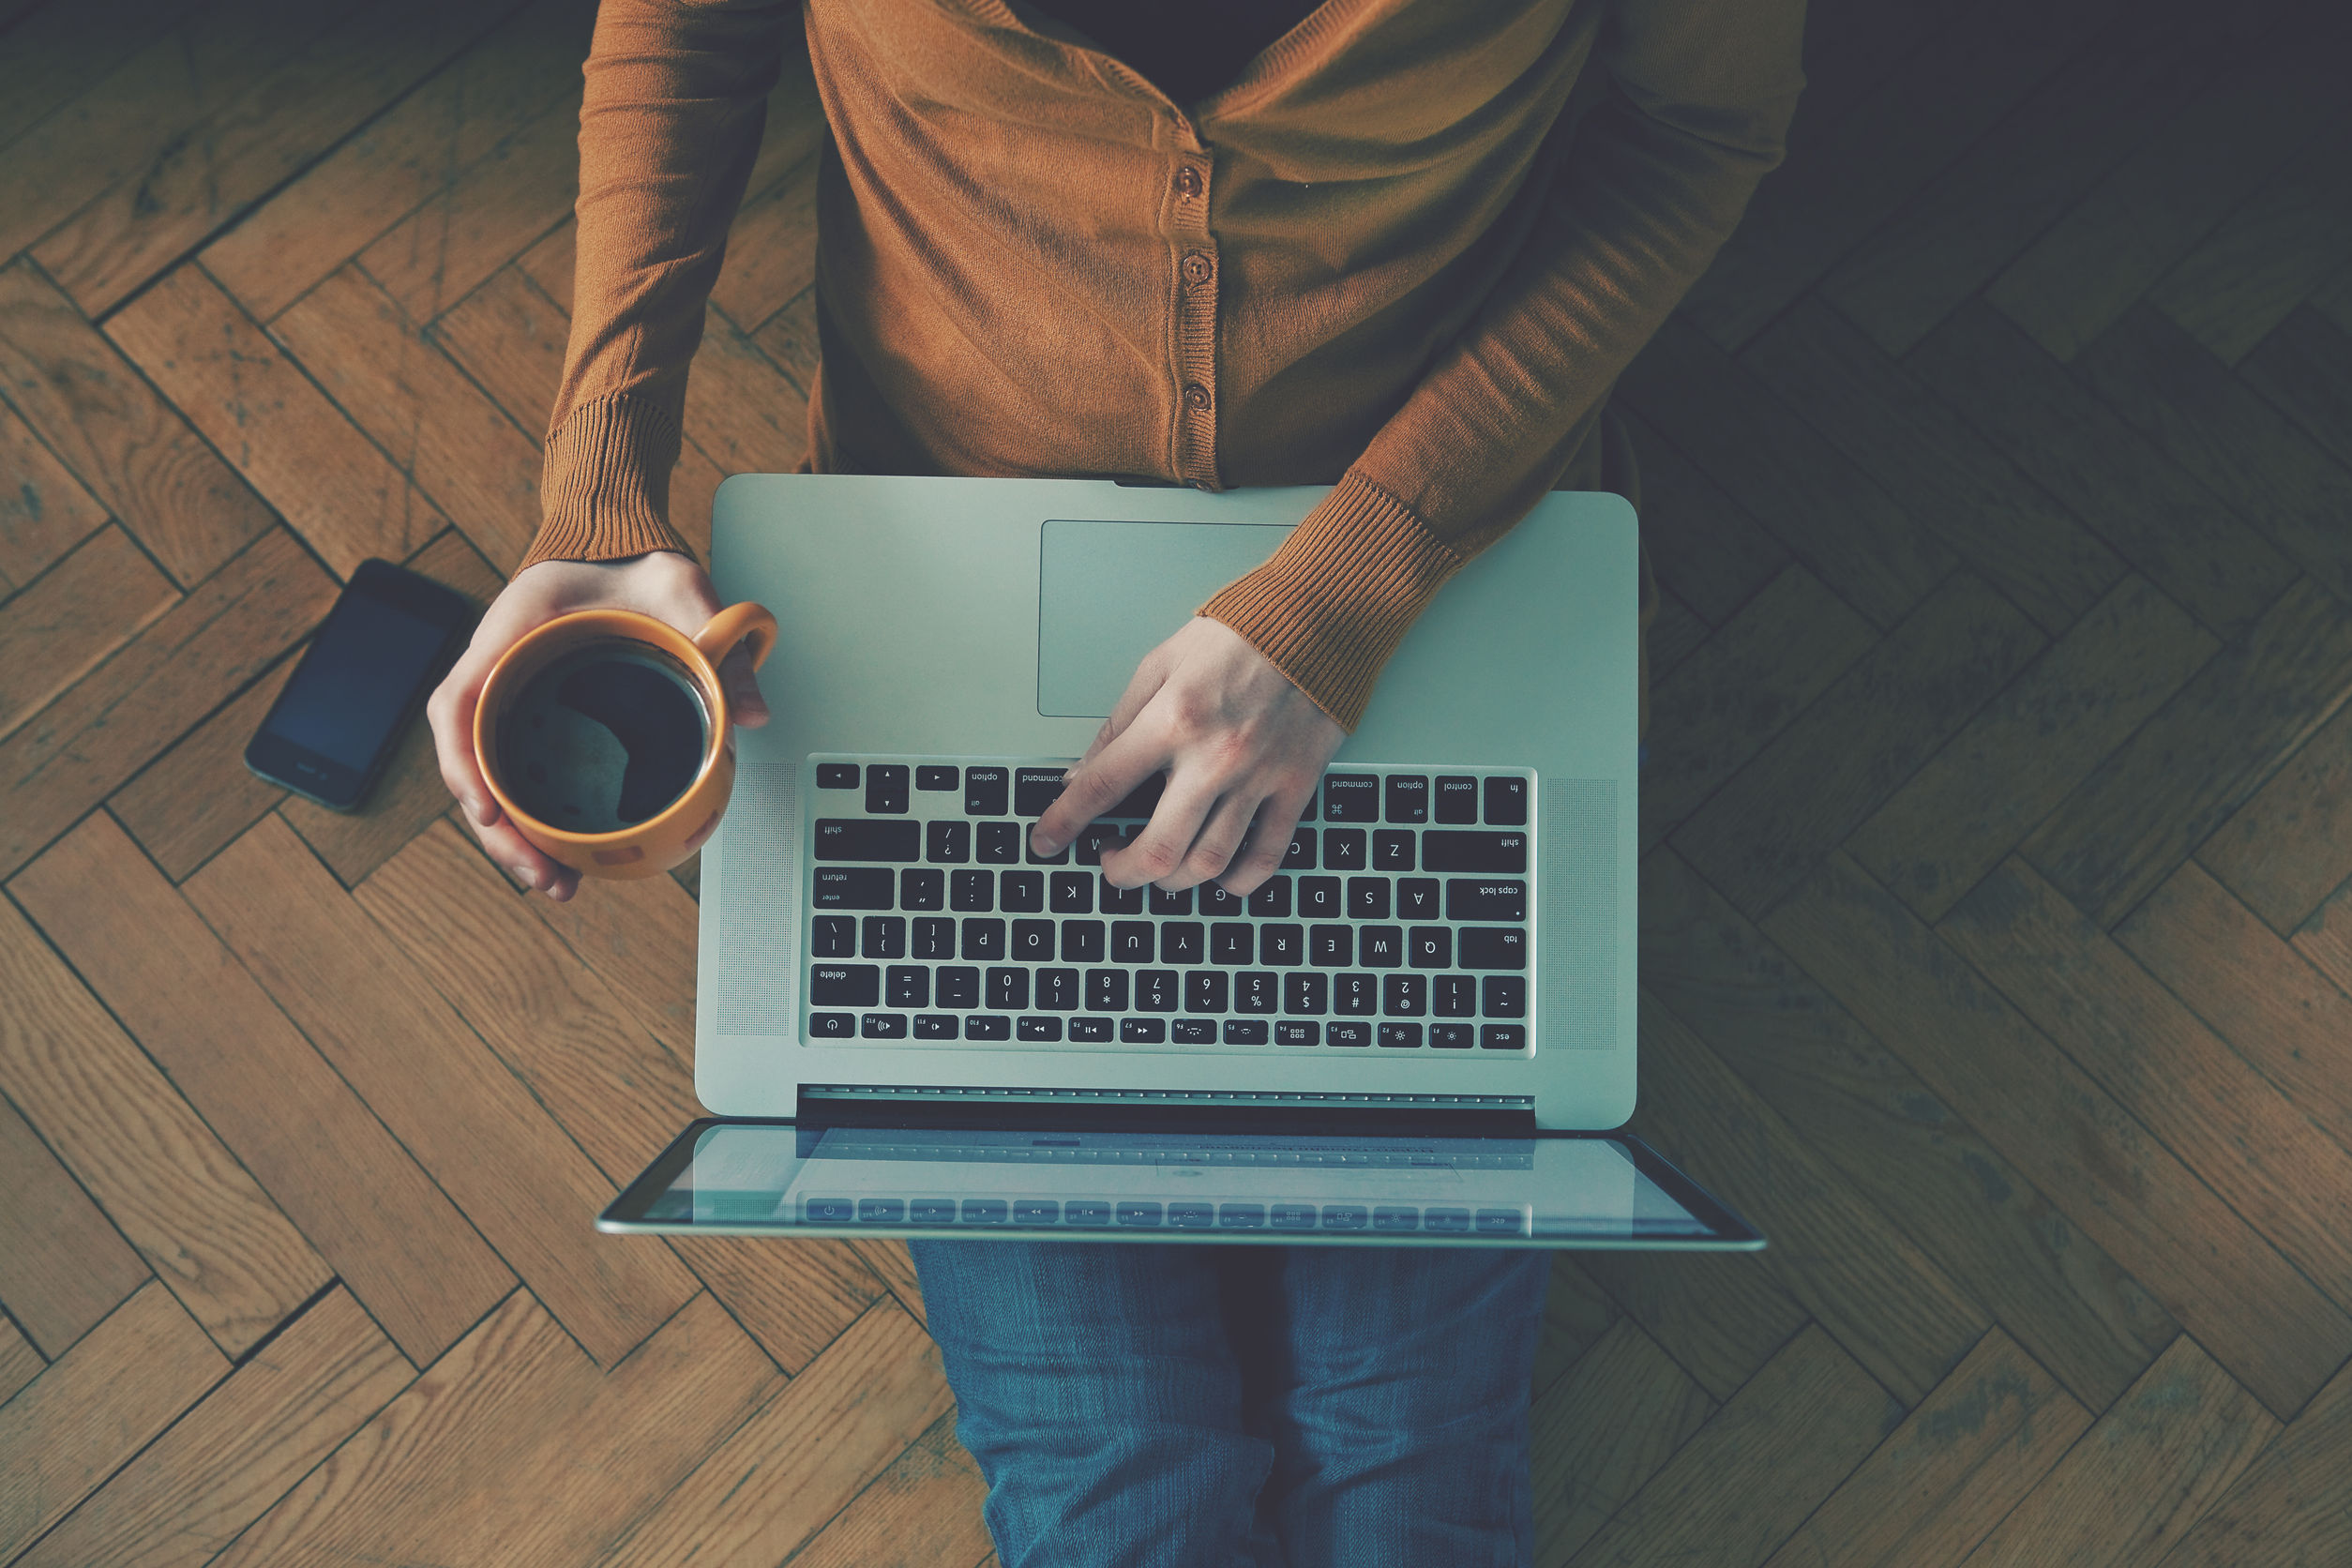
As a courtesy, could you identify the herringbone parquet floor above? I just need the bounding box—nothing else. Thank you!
[3,0,2350,1562]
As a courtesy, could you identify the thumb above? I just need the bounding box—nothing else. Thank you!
[717,642,770,728]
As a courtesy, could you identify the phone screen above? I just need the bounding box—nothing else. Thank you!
[262,590,455,769]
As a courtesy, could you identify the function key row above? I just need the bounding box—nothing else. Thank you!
[795,1197,1528,1234]
[809,913,1528,971]
[815,821,1527,874]
[816,761,1525,826]
[808,963,1525,1017]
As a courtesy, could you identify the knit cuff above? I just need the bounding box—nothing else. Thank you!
[519,393,696,572]
[1197,473,1463,732]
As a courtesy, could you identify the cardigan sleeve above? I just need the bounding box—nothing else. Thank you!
[517,0,799,573]
[1199,0,1806,730]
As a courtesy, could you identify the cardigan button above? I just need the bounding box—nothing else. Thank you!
[1174,165,1203,198]
[1183,383,1212,412]
[1182,251,1213,285]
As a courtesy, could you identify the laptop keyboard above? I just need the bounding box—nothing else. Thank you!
[802,757,1535,1053]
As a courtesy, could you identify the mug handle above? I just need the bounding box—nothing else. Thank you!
[693,601,778,673]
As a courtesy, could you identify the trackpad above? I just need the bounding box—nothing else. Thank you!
[1035,519,1289,717]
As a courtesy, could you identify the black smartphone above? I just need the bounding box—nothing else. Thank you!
[245,558,475,811]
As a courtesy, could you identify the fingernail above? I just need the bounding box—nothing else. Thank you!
[513,866,537,889]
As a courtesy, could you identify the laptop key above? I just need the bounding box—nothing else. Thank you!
[814,867,894,909]
[1409,927,1451,969]
[1018,1016,1062,1041]
[886,965,928,1008]
[817,762,859,789]
[1323,774,1379,821]
[1148,885,1194,915]
[1483,975,1527,1017]
[1299,876,1341,918]
[965,1014,1011,1040]
[1398,877,1440,918]
[1484,776,1527,825]
[1137,970,1178,1011]
[1334,973,1376,1015]
[1372,830,1415,871]
[1481,1024,1528,1050]
[1068,1018,1112,1042]
[1171,1019,1215,1044]
[1431,1022,1474,1048]
[912,1014,958,1039]
[926,821,971,863]
[1037,968,1079,1009]
[1025,835,1070,865]
[1235,972,1277,1014]
[917,765,958,791]
[976,822,1020,863]
[1382,974,1425,1017]
[965,766,1009,816]
[1161,922,1205,964]
[1321,827,1366,870]
[912,917,955,959]
[1379,1022,1422,1048]
[900,868,944,911]
[1424,832,1527,873]
[811,915,856,957]
[1110,921,1155,963]
[1223,1020,1269,1045]
[1062,919,1105,962]
[1283,972,1328,1015]
[1200,883,1244,917]
[1011,919,1053,960]
[1049,872,1093,913]
[1459,927,1527,969]
[1284,829,1316,869]
[1000,871,1045,912]
[1360,926,1403,967]
[1435,974,1477,1017]
[1434,776,1478,822]
[860,1012,908,1039]
[1259,924,1304,965]
[1086,969,1129,1011]
[1308,925,1351,966]
[815,819,919,861]
[950,869,994,912]
[1074,823,1122,866]
[866,764,909,814]
[1327,1021,1370,1046]
[987,968,1029,1009]
[1099,876,1144,914]
[1246,877,1291,917]
[1211,923,1253,964]
[1185,971,1229,1013]
[960,918,1005,961]
[1275,1020,1319,1046]
[938,966,980,1008]
[1385,776,1428,822]
[1120,1018,1167,1043]
[1347,877,1390,920]
[1446,879,1527,921]
[862,916,905,959]
[808,1011,854,1037]
[1015,768,1067,816]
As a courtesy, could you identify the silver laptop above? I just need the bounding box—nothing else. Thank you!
[601,475,1760,1250]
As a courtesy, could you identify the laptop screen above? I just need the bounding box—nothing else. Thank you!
[601,1121,1760,1249]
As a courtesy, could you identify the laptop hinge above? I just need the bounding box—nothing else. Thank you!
[795,1085,1537,1138]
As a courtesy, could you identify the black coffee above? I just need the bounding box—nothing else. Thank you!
[497,644,709,832]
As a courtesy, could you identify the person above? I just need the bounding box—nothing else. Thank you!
[428,3,1802,1560]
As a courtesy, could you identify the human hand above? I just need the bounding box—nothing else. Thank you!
[426,551,769,901]
[1032,616,1345,897]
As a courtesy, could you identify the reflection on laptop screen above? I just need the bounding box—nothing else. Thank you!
[641,1124,1719,1243]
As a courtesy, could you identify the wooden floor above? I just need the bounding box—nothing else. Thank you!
[3,0,2350,1560]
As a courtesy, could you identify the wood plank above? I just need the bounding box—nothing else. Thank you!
[0,0,202,152]
[1633,996,1989,1405]
[0,396,109,594]
[0,1317,39,1409]
[1645,584,1708,682]
[0,0,330,266]
[1640,565,1877,852]
[355,820,883,1373]
[356,98,579,326]
[1764,852,2352,1418]
[786,1412,993,1568]
[0,524,335,880]
[277,528,499,885]
[2239,306,2352,475]
[1820,0,2243,356]
[1678,0,2121,351]
[2073,306,2352,604]
[272,264,542,572]
[13,1287,411,1568]
[2296,880,2352,998]
[2160,1355,2352,1567]
[528,857,702,1061]
[2197,700,2352,931]
[1672,572,2044,921]
[0,256,274,586]
[217,1290,779,1568]
[1907,301,2295,637]
[1618,316,1956,632]
[2019,577,2352,928]
[184,813,700,1365]
[2118,861,2352,1156]
[1642,848,2179,1413]
[1847,574,2217,922]
[679,304,810,476]
[748,283,822,393]
[1531,1317,1714,1565]
[430,264,567,438]
[590,1302,955,1568]
[1742,298,2124,635]
[1959,1335,2276,1567]
[200,0,594,323]
[106,655,293,882]
[0,1282,227,1562]
[14,810,517,1365]
[1941,857,2352,1312]
[105,263,448,578]
[2150,113,2352,365]
[1531,1254,1620,1401]
[846,1237,928,1332]
[0,893,332,1355]
[1623,409,1789,628]
[1564,1324,1902,1568]
[0,521,176,742]
[1576,1249,1807,1405]
[1760,1329,2090,1568]
[0,1088,147,1360]
[30,0,515,318]
[1986,7,2350,361]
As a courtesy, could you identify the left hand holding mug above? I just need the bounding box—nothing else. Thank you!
[427,551,769,901]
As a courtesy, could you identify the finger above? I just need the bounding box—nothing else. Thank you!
[1163,790,1262,891]
[467,808,572,896]
[1035,716,1172,854]
[1217,787,1313,897]
[427,650,500,827]
[717,642,769,729]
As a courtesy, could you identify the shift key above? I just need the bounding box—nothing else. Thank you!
[1423,832,1528,873]
[814,819,921,860]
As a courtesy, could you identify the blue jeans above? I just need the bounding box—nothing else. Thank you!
[909,1241,1551,1567]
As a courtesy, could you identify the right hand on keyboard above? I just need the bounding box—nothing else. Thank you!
[426,551,769,901]
[1032,616,1344,897]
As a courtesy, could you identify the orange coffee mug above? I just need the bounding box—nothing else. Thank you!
[473,602,777,880]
